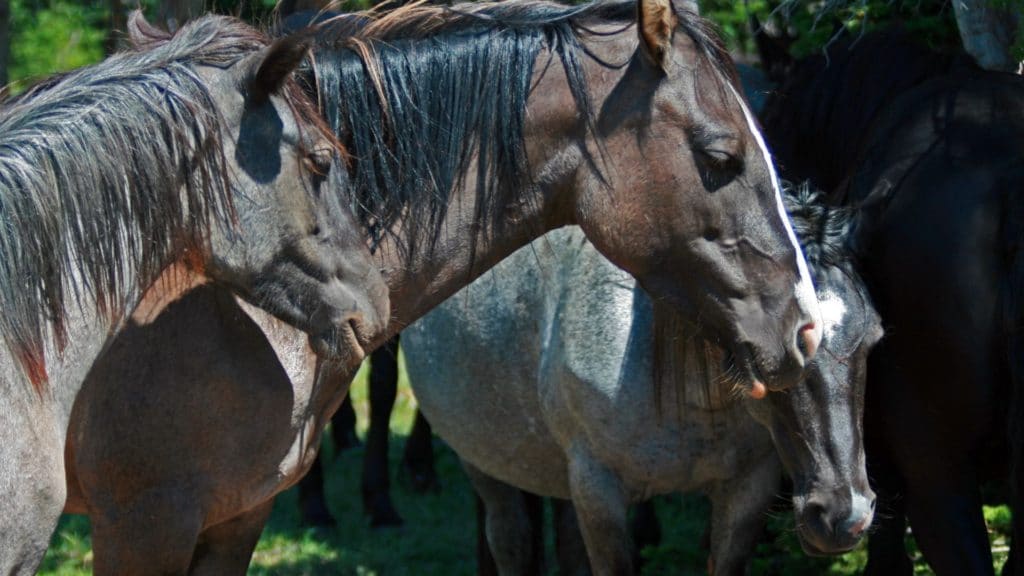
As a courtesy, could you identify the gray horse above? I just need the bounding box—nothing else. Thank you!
[0,13,388,575]
[404,184,881,575]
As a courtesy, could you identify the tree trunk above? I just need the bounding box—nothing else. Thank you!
[952,0,1019,72]
[158,0,205,32]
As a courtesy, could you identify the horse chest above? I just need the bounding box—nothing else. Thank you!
[551,386,770,497]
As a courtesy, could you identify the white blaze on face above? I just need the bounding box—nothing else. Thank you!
[817,290,847,341]
[725,83,824,345]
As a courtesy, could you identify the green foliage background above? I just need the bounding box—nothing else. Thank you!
[8,0,105,84]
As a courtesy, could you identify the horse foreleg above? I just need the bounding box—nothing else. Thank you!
[476,492,500,576]
[187,500,274,576]
[400,409,440,493]
[864,447,913,576]
[566,446,633,575]
[0,417,65,576]
[297,454,335,527]
[904,480,994,576]
[552,497,592,576]
[90,491,203,576]
[362,335,403,527]
[464,460,545,575]
[706,452,781,576]
[330,394,359,451]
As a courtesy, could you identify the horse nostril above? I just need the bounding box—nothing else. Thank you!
[805,501,832,534]
[843,513,871,539]
[798,322,818,360]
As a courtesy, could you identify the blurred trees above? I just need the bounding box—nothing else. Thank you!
[9,0,104,88]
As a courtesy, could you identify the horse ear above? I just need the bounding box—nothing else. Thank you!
[249,34,311,104]
[637,0,678,69]
[127,10,171,50]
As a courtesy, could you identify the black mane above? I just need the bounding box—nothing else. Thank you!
[304,0,736,252]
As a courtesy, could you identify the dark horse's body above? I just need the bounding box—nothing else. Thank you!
[760,31,1023,575]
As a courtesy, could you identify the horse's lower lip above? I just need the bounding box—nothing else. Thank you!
[727,346,767,398]
[311,322,367,363]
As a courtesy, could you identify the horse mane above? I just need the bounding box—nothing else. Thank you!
[761,27,970,191]
[305,0,737,253]
[0,13,309,390]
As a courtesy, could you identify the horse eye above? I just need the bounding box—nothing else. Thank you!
[691,129,743,188]
[303,148,333,178]
[701,148,736,166]
[694,147,742,192]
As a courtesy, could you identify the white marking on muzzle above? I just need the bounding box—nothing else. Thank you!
[726,83,823,344]
[848,488,875,533]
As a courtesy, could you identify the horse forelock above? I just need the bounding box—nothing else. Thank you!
[0,14,324,392]
[781,180,855,280]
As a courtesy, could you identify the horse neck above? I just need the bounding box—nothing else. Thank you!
[371,167,563,347]
[368,39,618,347]
[763,35,958,190]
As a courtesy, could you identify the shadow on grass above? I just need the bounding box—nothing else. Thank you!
[248,438,477,576]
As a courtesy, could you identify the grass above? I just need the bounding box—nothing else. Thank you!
[42,354,1011,575]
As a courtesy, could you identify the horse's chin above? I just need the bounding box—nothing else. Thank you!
[795,532,861,558]
[722,348,768,399]
[310,322,367,368]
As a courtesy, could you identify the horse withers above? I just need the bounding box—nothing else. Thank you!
[402,183,881,574]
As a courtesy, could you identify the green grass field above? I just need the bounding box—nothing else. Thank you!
[41,355,1011,575]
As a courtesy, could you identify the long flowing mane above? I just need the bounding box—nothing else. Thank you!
[0,14,312,388]
[304,0,736,252]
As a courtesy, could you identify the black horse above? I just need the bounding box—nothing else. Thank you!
[759,29,1023,575]
[299,335,441,528]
